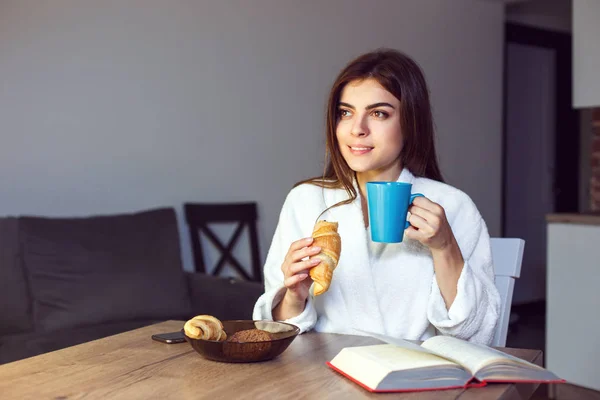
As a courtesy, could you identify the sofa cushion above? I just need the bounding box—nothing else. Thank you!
[186,273,263,320]
[0,217,33,335]
[20,208,192,332]
[0,319,161,365]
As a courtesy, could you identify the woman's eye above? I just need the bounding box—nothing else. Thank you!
[372,110,389,119]
[338,109,352,118]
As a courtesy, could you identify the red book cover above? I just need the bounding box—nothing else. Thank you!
[326,362,566,393]
[326,361,487,393]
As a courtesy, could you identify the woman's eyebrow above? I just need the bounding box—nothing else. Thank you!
[338,102,395,110]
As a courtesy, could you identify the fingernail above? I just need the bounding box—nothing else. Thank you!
[311,258,321,265]
[312,246,321,252]
[306,237,314,242]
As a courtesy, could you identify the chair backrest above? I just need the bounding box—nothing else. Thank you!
[489,237,525,347]
[184,202,262,282]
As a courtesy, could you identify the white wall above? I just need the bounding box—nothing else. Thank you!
[573,0,600,108]
[0,0,504,271]
[506,0,572,32]
[547,222,600,391]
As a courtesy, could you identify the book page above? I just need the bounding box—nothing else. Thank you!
[329,344,467,391]
[347,344,459,372]
[354,344,456,371]
[421,336,543,374]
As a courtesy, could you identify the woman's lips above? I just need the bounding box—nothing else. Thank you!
[348,145,373,155]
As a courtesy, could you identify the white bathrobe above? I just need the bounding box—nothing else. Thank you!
[252,168,501,345]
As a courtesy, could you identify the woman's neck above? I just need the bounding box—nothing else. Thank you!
[356,164,403,200]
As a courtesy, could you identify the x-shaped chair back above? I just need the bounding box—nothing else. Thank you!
[184,202,262,282]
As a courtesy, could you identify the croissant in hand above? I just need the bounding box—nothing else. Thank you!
[309,220,341,296]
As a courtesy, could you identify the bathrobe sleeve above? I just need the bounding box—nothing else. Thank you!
[252,188,318,333]
[427,194,501,345]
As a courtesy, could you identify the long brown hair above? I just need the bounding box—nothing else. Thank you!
[296,48,443,210]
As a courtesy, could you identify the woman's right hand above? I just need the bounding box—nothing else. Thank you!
[273,237,321,320]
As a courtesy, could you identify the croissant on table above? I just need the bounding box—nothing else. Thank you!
[183,315,227,341]
[309,220,341,296]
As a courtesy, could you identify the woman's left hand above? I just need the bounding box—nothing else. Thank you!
[404,197,456,252]
[405,196,464,309]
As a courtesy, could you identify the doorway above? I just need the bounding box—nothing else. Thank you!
[503,23,579,305]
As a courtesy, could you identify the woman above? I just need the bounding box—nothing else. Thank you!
[252,49,500,345]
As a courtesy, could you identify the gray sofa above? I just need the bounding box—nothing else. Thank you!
[0,207,263,365]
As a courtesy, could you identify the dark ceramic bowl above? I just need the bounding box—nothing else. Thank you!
[183,320,300,363]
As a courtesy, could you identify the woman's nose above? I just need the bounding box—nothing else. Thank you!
[350,115,369,137]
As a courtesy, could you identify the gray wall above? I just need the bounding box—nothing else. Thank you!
[573,0,600,108]
[0,0,504,271]
[506,0,572,32]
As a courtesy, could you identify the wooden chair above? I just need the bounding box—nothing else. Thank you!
[184,202,262,282]
[490,237,526,347]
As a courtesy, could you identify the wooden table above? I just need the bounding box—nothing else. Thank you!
[0,321,544,399]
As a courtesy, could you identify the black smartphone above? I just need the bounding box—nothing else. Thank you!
[151,331,186,344]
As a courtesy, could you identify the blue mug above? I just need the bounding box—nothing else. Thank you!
[366,182,424,243]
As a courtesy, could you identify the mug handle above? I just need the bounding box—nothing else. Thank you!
[405,193,425,229]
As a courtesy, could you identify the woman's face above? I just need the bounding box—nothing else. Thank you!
[335,78,403,181]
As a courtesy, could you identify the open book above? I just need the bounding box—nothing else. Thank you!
[327,332,564,393]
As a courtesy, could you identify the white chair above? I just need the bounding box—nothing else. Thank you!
[490,238,525,347]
